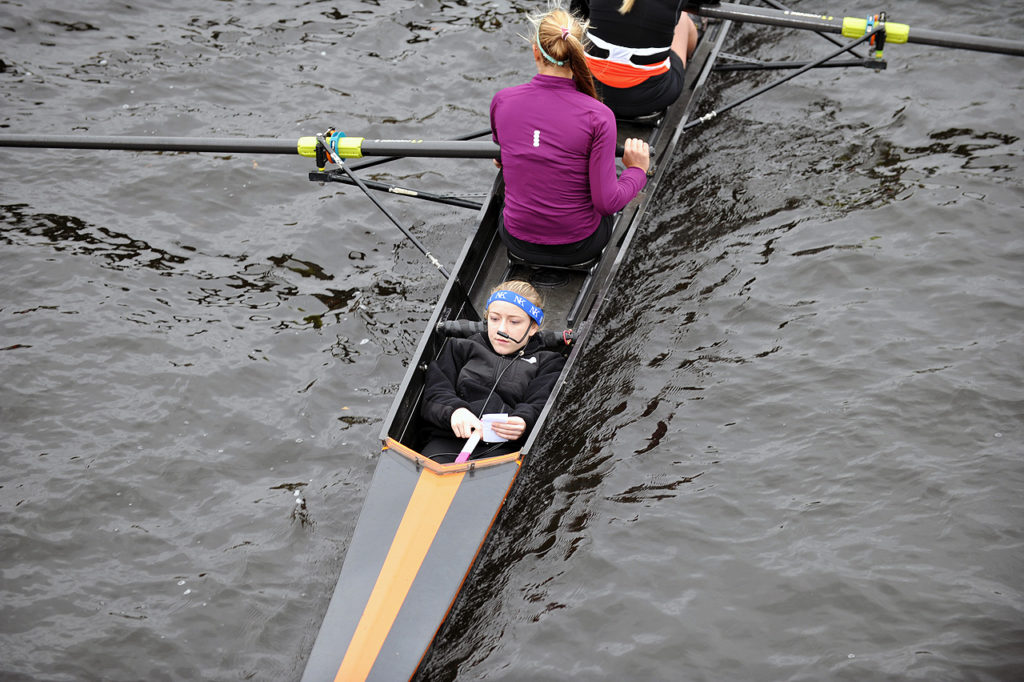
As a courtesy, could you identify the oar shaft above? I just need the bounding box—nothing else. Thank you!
[758,0,864,58]
[0,134,299,154]
[691,2,1024,56]
[697,2,847,33]
[685,29,877,130]
[0,133,501,158]
[344,127,493,172]
[310,170,483,211]
[905,26,1023,55]
[357,140,498,159]
[331,137,635,159]
[0,134,638,160]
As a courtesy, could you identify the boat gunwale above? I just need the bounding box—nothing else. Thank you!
[377,180,501,446]
[384,436,521,474]
[514,19,732,455]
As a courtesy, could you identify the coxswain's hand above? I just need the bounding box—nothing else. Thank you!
[490,416,526,441]
[622,137,650,174]
[451,407,483,440]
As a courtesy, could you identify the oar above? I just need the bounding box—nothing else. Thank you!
[0,133,638,160]
[685,1,1024,56]
[757,0,865,58]
[345,127,493,173]
[310,170,483,210]
[0,134,501,159]
[685,27,879,130]
[315,133,451,279]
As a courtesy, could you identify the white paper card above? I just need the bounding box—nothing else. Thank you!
[481,413,509,443]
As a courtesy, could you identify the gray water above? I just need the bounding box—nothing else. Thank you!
[1,1,1021,680]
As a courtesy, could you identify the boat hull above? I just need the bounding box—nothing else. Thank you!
[302,16,732,681]
[301,442,521,682]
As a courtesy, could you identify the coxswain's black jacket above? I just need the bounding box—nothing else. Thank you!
[420,332,566,442]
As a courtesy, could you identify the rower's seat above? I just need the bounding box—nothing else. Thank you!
[502,251,601,329]
[618,109,666,128]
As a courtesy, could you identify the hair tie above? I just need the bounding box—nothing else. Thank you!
[560,26,570,40]
[536,28,566,67]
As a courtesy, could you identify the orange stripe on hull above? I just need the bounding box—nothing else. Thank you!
[334,468,465,681]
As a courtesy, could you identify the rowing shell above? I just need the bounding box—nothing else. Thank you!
[300,17,733,682]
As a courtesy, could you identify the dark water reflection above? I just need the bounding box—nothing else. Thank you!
[3,1,1023,681]
[1,204,189,272]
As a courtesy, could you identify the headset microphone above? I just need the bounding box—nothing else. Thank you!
[497,328,531,344]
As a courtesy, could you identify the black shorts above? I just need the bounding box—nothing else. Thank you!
[596,51,686,119]
[499,213,613,267]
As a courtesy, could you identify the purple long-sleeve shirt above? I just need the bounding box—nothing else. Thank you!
[490,74,647,245]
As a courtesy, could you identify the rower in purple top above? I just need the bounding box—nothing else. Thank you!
[490,7,650,267]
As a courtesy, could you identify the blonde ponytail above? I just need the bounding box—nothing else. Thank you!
[531,8,598,99]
